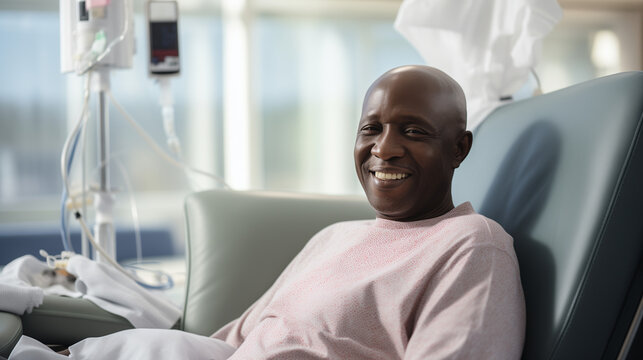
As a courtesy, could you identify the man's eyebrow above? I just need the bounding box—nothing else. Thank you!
[359,112,380,123]
[395,113,438,131]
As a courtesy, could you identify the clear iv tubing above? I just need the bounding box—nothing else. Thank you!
[58,73,121,275]
[62,159,141,259]
[60,75,92,252]
[61,110,90,252]
[77,0,131,75]
[157,78,182,159]
[65,142,171,289]
[60,0,180,287]
[58,79,143,263]
[107,90,231,189]
[60,74,171,289]
[112,160,143,263]
[156,79,205,191]
[81,105,89,257]
[73,206,172,290]
[92,155,144,263]
[61,132,79,252]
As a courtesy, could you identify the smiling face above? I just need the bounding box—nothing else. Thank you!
[354,66,471,221]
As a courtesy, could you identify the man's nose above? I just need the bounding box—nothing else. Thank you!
[371,128,405,160]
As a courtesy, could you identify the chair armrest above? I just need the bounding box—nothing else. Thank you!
[0,312,21,358]
[21,295,134,346]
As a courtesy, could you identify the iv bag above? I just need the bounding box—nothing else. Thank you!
[394,0,562,129]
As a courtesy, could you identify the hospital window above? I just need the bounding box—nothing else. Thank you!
[256,15,424,194]
[0,0,641,259]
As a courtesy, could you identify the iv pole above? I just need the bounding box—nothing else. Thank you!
[60,0,134,263]
[94,71,116,262]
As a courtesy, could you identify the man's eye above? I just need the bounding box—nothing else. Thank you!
[360,125,380,133]
[405,128,427,135]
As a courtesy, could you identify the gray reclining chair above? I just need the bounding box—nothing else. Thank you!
[1,71,641,359]
[451,71,643,359]
[181,71,643,359]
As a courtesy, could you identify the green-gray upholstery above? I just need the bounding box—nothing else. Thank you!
[452,71,643,359]
[0,313,21,358]
[0,295,134,357]
[182,190,375,335]
[20,296,134,345]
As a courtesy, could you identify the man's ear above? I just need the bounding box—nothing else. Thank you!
[452,130,473,168]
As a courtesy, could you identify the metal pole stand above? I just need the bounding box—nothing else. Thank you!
[92,69,116,263]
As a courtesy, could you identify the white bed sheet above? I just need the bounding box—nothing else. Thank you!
[9,329,236,360]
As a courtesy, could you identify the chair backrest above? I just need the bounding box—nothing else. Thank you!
[452,71,643,360]
[182,72,643,359]
[182,190,374,336]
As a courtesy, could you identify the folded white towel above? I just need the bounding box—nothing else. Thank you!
[0,256,47,314]
[66,255,181,329]
[0,283,43,315]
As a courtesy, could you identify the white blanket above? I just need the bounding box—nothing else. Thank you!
[67,255,181,328]
[9,330,236,360]
[0,255,180,329]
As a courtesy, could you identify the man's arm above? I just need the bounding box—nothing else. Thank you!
[404,245,525,360]
[211,225,333,345]
[210,262,294,347]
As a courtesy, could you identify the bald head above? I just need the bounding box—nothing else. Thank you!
[365,65,468,134]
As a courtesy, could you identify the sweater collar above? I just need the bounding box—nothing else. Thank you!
[373,202,475,230]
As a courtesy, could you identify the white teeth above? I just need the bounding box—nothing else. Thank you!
[374,171,409,180]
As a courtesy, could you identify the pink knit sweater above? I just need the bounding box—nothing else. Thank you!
[212,202,525,359]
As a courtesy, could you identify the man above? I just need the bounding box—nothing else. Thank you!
[212,65,526,359]
[15,65,524,359]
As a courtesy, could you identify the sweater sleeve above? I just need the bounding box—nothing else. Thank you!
[404,245,525,360]
[210,249,306,346]
[210,224,336,346]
